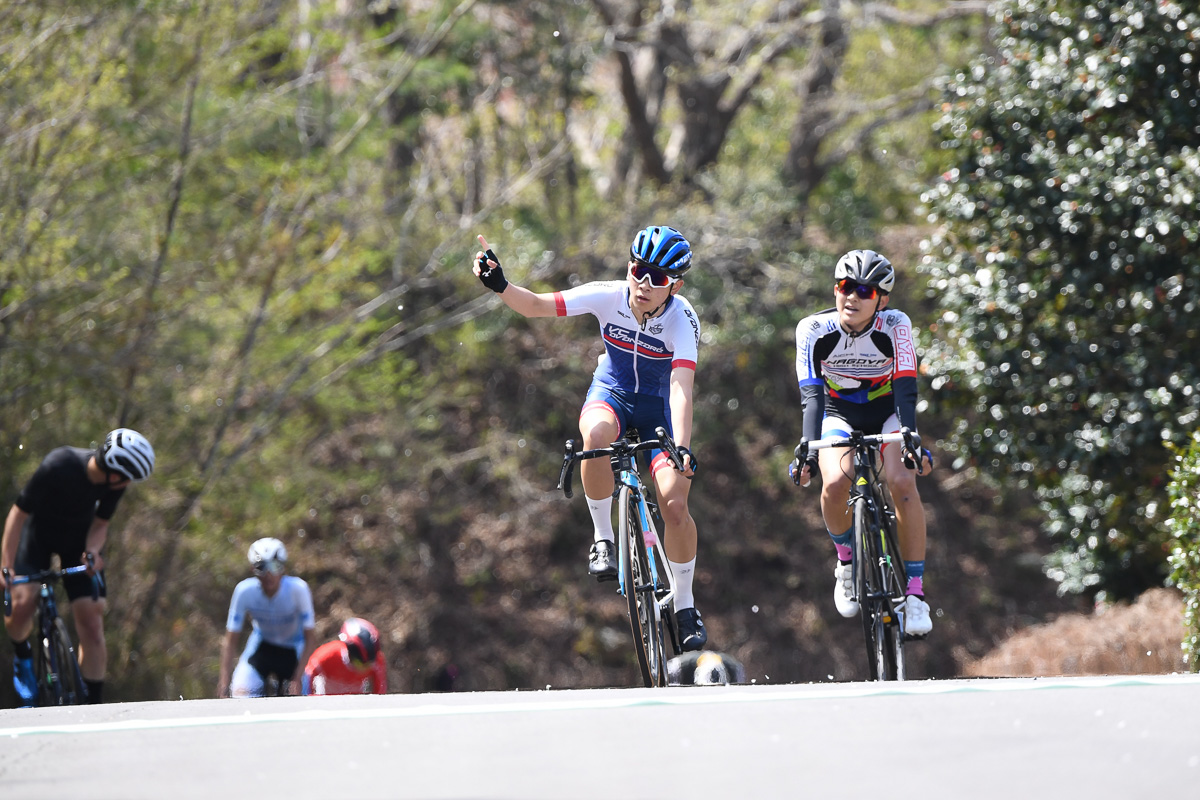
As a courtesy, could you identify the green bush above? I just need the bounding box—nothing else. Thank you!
[919,0,1200,598]
[1167,430,1200,672]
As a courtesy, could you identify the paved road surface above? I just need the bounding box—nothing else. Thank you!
[2,675,1198,798]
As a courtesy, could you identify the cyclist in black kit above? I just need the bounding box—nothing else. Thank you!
[1,429,155,706]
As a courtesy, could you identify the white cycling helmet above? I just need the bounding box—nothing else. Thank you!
[248,537,288,575]
[834,249,896,293]
[97,428,156,482]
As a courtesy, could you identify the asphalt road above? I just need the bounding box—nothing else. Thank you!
[2,674,1198,799]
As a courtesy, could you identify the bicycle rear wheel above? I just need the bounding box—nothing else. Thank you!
[619,486,665,687]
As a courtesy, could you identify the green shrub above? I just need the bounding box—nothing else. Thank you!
[1167,429,1200,671]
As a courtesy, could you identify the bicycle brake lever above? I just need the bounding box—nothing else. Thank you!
[558,439,577,499]
[654,426,685,472]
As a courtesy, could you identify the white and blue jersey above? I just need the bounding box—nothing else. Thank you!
[553,281,700,397]
[225,575,315,660]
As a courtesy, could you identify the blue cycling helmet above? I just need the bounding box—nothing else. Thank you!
[629,225,693,277]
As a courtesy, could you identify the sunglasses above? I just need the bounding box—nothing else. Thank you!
[253,559,285,576]
[835,279,882,300]
[629,262,680,288]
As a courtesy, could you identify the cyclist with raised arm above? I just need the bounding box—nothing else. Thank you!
[218,538,316,697]
[1,428,155,706]
[303,617,388,696]
[791,250,934,637]
[472,226,709,651]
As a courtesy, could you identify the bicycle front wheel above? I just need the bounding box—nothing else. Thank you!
[852,498,877,680]
[619,486,665,687]
[854,497,900,681]
[52,617,88,704]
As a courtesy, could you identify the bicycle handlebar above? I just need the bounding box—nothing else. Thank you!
[3,554,103,617]
[794,428,926,476]
[557,426,687,499]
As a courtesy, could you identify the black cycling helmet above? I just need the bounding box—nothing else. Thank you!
[629,225,693,277]
[97,428,155,482]
[340,618,381,665]
[834,249,896,293]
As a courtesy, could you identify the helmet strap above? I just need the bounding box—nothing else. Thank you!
[845,298,883,338]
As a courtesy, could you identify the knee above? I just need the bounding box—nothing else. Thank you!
[581,421,618,447]
[73,610,106,645]
[888,475,920,504]
[660,493,691,528]
[820,475,851,504]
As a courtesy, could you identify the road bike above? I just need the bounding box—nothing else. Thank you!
[558,426,687,687]
[796,429,923,681]
[3,556,101,705]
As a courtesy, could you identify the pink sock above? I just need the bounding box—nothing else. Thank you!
[906,576,924,596]
[835,543,853,563]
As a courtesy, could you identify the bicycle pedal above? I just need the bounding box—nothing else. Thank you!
[903,632,929,642]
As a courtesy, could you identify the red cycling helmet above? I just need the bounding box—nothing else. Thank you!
[339,618,381,665]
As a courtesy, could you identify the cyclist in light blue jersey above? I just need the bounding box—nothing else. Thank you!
[473,226,709,651]
[218,537,316,697]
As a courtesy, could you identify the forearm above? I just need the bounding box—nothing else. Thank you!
[893,376,919,432]
[669,371,695,449]
[218,632,237,692]
[293,630,316,683]
[496,283,558,318]
[800,384,825,444]
[85,519,109,556]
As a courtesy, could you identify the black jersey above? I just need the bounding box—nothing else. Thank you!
[15,446,124,544]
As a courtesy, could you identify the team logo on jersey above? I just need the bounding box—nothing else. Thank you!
[685,309,700,345]
[649,323,664,334]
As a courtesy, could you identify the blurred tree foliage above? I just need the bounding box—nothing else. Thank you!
[1167,430,1200,671]
[1,0,993,700]
[919,0,1200,599]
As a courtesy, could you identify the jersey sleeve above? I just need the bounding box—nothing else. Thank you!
[887,310,920,430]
[295,579,316,630]
[225,581,249,632]
[671,298,700,371]
[795,314,826,388]
[795,314,828,444]
[94,488,125,521]
[14,459,53,513]
[552,281,619,318]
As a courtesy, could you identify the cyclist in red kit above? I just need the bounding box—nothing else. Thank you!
[302,618,387,696]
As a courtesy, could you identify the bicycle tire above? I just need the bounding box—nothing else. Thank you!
[52,617,88,704]
[36,621,68,706]
[624,484,652,686]
[878,500,908,679]
[856,495,903,681]
[31,620,53,707]
[852,497,882,681]
[619,486,664,687]
[632,510,669,686]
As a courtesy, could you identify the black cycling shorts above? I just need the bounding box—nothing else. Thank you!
[248,641,299,682]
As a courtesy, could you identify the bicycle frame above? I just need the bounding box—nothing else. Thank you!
[804,430,912,681]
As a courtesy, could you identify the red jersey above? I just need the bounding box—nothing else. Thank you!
[303,640,388,695]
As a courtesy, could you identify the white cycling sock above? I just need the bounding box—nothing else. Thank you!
[587,495,615,543]
[671,557,697,611]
